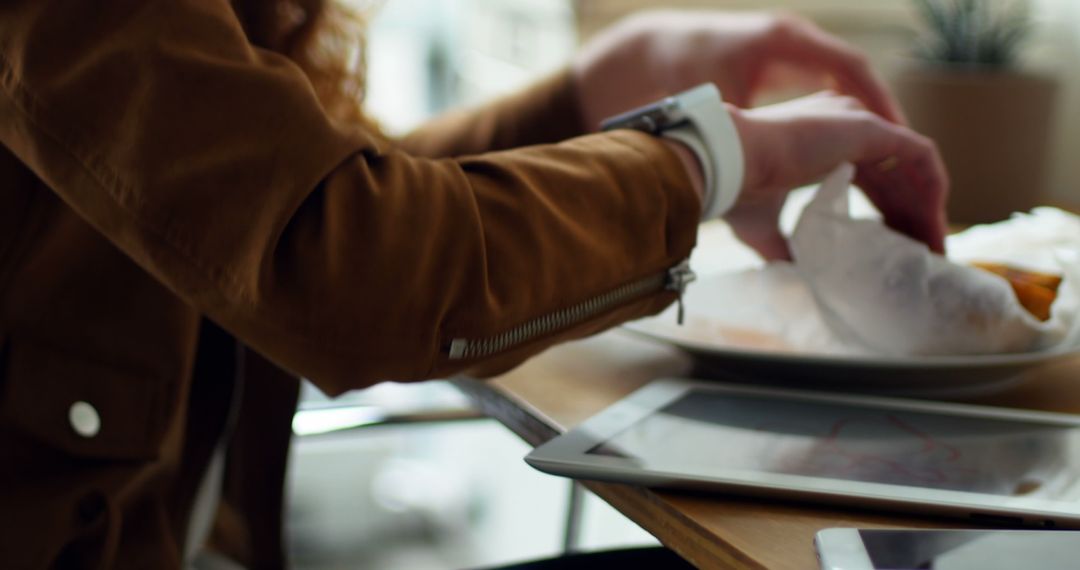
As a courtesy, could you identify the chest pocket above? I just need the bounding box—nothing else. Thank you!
[1,337,176,460]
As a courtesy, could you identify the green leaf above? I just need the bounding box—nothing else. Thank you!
[909,0,1030,66]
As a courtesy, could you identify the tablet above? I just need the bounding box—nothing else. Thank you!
[525,378,1080,527]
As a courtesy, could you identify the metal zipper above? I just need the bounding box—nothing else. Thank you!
[446,259,695,360]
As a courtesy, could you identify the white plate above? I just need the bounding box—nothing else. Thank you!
[625,317,1073,398]
[649,207,1080,398]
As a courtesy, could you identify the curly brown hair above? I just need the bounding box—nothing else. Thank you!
[231,0,374,126]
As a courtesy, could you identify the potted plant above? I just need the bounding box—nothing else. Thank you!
[893,0,1059,224]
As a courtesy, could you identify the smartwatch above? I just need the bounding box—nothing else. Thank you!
[600,83,744,221]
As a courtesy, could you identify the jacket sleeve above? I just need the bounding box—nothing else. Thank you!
[0,0,700,395]
[396,71,587,158]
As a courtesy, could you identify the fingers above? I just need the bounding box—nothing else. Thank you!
[730,89,947,257]
[725,191,792,261]
[761,14,908,125]
[736,227,793,262]
[853,123,949,253]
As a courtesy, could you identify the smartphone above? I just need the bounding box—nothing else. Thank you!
[815,528,1080,570]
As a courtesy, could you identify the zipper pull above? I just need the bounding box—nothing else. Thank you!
[448,339,468,360]
[665,259,696,325]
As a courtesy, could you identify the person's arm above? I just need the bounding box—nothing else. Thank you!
[396,10,902,160]
[401,9,948,259]
[0,0,700,395]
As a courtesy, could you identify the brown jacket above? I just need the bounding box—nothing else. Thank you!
[0,0,700,567]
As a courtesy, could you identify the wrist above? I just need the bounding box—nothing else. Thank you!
[725,104,767,197]
[662,138,707,206]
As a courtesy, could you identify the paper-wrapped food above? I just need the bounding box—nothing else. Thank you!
[790,164,1080,357]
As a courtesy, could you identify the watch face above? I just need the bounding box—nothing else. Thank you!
[601,97,686,133]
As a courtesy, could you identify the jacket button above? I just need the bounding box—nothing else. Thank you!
[69,401,101,438]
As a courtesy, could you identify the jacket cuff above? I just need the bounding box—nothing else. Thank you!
[605,129,703,260]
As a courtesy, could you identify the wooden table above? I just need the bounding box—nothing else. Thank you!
[452,330,1080,569]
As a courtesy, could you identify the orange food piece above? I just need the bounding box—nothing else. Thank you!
[972,262,1061,321]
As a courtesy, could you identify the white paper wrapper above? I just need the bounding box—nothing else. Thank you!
[788,164,1080,357]
[642,165,1080,360]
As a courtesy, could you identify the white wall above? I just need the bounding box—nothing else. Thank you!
[1030,0,1080,205]
[363,0,576,135]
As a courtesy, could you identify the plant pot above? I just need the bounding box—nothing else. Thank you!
[892,65,1059,224]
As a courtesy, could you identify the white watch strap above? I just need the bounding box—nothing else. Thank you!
[671,84,745,220]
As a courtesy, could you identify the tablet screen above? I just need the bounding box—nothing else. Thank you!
[588,390,1080,498]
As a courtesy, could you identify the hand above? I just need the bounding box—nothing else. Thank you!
[725,92,948,260]
[573,10,904,130]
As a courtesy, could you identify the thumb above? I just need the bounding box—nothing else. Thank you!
[733,225,792,261]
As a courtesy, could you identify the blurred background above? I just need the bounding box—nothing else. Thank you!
[289,0,1080,568]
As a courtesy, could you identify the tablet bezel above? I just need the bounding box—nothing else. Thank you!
[525,378,1080,528]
